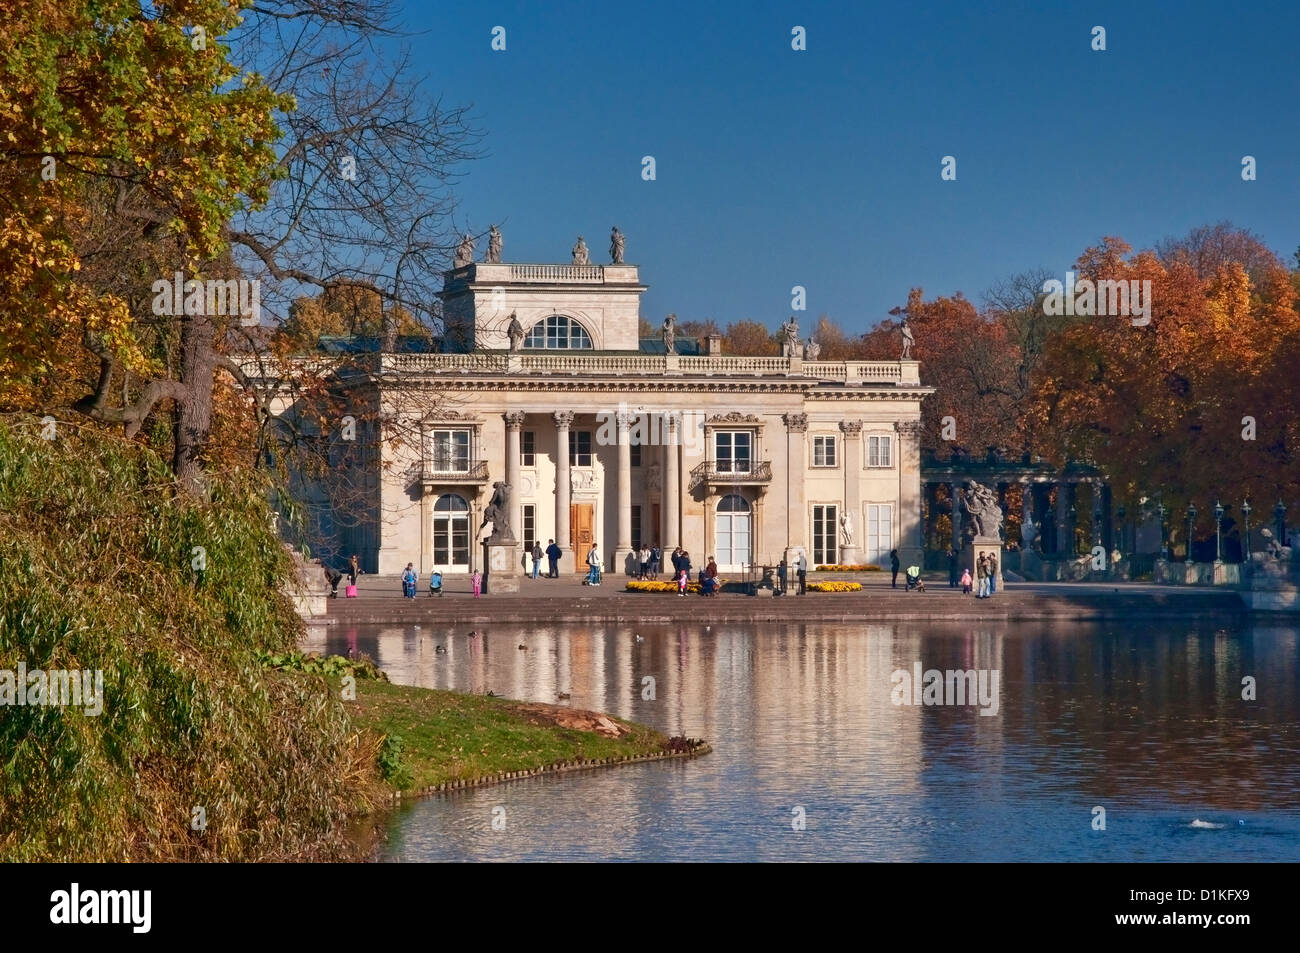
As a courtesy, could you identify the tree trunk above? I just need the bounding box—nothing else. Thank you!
[173,311,217,498]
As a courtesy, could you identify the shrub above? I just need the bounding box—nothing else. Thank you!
[805,581,862,592]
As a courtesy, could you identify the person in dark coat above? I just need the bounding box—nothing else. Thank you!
[324,566,343,597]
[948,547,959,588]
[545,539,561,578]
[890,549,900,589]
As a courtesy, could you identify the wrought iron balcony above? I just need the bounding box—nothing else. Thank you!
[688,460,773,493]
[420,460,490,485]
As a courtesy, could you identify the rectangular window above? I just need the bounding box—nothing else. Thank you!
[522,503,536,552]
[521,431,535,467]
[630,442,642,468]
[714,431,752,474]
[867,435,893,468]
[867,505,893,564]
[813,435,837,468]
[430,429,470,472]
[570,431,593,467]
[632,505,642,552]
[812,504,839,566]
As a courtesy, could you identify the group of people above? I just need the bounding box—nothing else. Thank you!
[634,545,663,580]
[323,554,361,598]
[527,540,566,579]
[971,551,998,598]
[775,551,809,595]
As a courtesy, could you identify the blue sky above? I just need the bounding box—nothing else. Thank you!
[391,0,1299,334]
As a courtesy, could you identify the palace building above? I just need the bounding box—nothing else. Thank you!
[265,242,933,577]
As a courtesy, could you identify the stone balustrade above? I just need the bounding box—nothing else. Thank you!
[380,352,920,384]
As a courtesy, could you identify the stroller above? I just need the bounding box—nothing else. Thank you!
[904,566,926,592]
[428,571,443,597]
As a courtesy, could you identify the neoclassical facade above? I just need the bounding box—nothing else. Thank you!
[273,253,933,576]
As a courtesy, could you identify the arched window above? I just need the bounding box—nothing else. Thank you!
[715,493,752,569]
[523,315,593,349]
[433,493,470,568]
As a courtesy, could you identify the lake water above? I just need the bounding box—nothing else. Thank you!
[304,620,1300,862]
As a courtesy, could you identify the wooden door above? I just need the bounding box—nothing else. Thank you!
[652,504,662,546]
[570,503,594,571]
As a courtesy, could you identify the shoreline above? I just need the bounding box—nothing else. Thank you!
[314,577,1254,625]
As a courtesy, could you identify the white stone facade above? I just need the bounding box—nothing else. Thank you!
[268,259,933,576]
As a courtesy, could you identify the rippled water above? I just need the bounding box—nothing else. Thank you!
[303,620,1300,862]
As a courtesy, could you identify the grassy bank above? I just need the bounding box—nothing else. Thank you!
[341,677,678,794]
[0,416,378,861]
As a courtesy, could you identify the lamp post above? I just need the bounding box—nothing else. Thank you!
[1156,502,1167,560]
[1241,500,1252,561]
[1276,500,1288,546]
[1186,503,1197,563]
[1213,500,1224,563]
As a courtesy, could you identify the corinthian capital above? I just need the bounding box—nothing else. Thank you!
[504,411,527,431]
[783,413,809,433]
[838,419,863,436]
[894,420,924,438]
[553,410,576,429]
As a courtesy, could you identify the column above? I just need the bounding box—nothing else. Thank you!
[949,481,963,547]
[662,413,680,548]
[839,419,862,564]
[554,411,574,572]
[505,412,525,539]
[616,411,633,571]
[1055,482,1073,556]
[894,420,924,565]
[783,412,808,565]
[419,486,432,575]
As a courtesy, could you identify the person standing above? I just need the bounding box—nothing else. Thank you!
[638,545,650,580]
[976,553,989,599]
[545,538,561,578]
[671,547,683,578]
[988,553,998,595]
[890,549,900,589]
[948,547,959,588]
[348,554,359,586]
[586,544,601,585]
[796,550,807,595]
[960,567,972,595]
[401,563,417,600]
[777,559,788,596]
[471,569,482,598]
[531,541,542,580]
[649,544,661,581]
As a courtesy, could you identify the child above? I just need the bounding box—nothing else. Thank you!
[471,570,482,598]
[677,567,688,597]
[401,563,417,599]
[960,567,972,595]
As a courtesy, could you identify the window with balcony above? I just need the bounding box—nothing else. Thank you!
[714,431,753,474]
[430,429,471,472]
[813,435,838,468]
[523,314,593,349]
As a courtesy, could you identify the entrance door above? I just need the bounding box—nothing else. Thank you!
[714,494,752,571]
[570,503,594,571]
